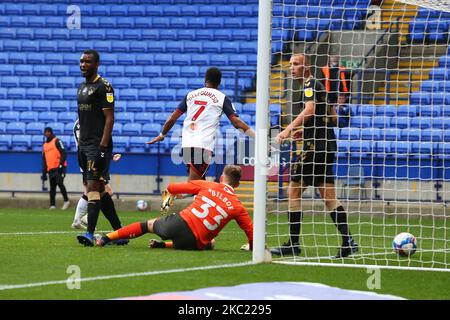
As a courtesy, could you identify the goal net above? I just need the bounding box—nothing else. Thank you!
[257,0,450,271]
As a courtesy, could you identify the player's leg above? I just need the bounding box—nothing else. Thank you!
[99,166,123,233]
[56,169,70,210]
[49,173,57,210]
[97,218,157,246]
[72,175,88,229]
[270,180,306,256]
[317,182,358,258]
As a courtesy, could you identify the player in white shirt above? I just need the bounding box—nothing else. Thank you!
[147,67,255,211]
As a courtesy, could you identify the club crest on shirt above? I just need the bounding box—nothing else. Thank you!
[189,122,198,131]
[106,92,114,103]
[304,88,313,98]
[82,87,88,95]
[88,87,95,95]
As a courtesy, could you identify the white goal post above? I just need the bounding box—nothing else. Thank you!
[253,0,450,272]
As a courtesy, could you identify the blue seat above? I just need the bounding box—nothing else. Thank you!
[39,77,57,88]
[159,29,177,41]
[12,100,31,112]
[410,117,431,129]
[133,78,150,89]
[427,21,448,43]
[62,88,76,100]
[113,136,129,153]
[128,40,147,53]
[44,122,64,135]
[38,111,57,123]
[58,112,76,124]
[114,78,131,89]
[172,54,191,67]
[30,135,44,151]
[339,127,360,140]
[6,122,25,134]
[421,129,442,142]
[8,88,26,99]
[360,127,381,140]
[64,122,74,135]
[129,136,149,153]
[112,123,123,136]
[171,17,188,28]
[146,5,163,16]
[9,53,27,64]
[381,128,401,141]
[350,116,372,128]
[183,41,202,53]
[31,101,49,112]
[133,112,154,125]
[0,100,11,112]
[157,89,176,101]
[397,105,417,117]
[0,122,5,133]
[0,65,12,76]
[431,117,450,130]
[128,5,146,16]
[120,89,138,101]
[140,66,160,78]
[411,142,434,158]
[51,66,70,77]
[242,103,257,115]
[400,129,420,142]
[186,78,204,90]
[391,141,411,156]
[44,88,63,100]
[138,89,158,101]
[116,112,134,124]
[122,123,142,136]
[1,111,19,122]
[410,92,430,104]
[87,29,105,41]
[169,78,187,89]
[26,122,44,135]
[126,101,145,113]
[0,134,11,150]
[1,76,19,88]
[3,40,21,51]
[142,123,162,136]
[152,17,171,29]
[136,54,154,66]
[11,134,31,151]
[16,28,34,40]
[390,117,410,129]
[359,104,376,116]
[154,54,172,65]
[145,101,165,113]
[141,29,159,40]
[0,88,6,99]
[176,89,189,100]
[10,16,28,28]
[349,140,371,156]
[153,113,171,125]
[106,66,125,77]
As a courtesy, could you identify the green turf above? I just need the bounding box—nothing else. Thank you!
[0,208,449,300]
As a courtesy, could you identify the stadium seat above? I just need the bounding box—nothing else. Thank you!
[26,121,44,135]
[8,88,26,99]
[112,123,123,136]
[360,127,381,140]
[397,105,418,117]
[116,112,134,124]
[114,78,131,89]
[31,101,49,112]
[431,117,450,130]
[0,121,5,133]
[58,112,77,124]
[350,116,372,128]
[19,76,38,88]
[51,66,70,77]
[145,101,165,113]
[400,129,420,142]
[390,117,410,129]
[138,88,158,101]
[1,111,19,122]
[410,117,432,129]
[126,101,145,113]
[142,66,161,77]
[0,134,11,150]
[161,66,181,77]
[12,100,31,112]
[0,100,11,112]
[142,123,161,136]
[11,134,31,151]
[154,54,172,65]
[44,88,63,100]
[133,112,154,125]
[6,122,25,134]
[64,122,74,135]
[1,76,19,88]
[113,136,129,153]
[122,123,142,136]
[421,129,442,142]
[339,127,360,140]
[410,92,431,105]
[129,136,149,153]
[38,111,57,123]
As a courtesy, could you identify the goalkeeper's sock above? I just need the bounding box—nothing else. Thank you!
[107,222,149,241]
[288,211,303,245]
[74,195,88,222]
[87,200,101,235]
[330,206,352,245]
[101,192,122,231]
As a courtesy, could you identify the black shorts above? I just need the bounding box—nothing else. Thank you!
[153,213,198,250]
[290,150,336,187]
[182,147,212,178]
[78,146,111,182]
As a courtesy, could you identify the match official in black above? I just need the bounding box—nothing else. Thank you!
[76,49,126,246]
[272,53,358,258]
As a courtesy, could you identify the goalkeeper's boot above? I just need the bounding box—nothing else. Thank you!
[270,240,301,256]
[148,239,166,249]
[160,189,175,214]
[335,239,359,258]
[77,232,94,247]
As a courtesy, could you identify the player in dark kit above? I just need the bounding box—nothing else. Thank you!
[273,54,358,258]
[76,50,127,246]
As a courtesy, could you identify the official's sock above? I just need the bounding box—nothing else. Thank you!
[107,222,149,241]
[74,195,88,222]
[101,192,122,230]
[87,200,101,235]
[330,206,352,245]
[288,211,303,245]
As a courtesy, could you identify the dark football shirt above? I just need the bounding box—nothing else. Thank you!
[292,76,337,152]
[77,75,114,150]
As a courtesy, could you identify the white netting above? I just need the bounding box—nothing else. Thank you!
[265,0,450,271]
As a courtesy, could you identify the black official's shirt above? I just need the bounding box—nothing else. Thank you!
[77,75,114,150]
[292,76,337,153]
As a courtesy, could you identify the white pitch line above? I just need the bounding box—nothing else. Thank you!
[0,261,253,291]
[0,230,110,236]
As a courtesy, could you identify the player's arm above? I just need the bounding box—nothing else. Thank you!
[235,207,254,250]
[224,97,255,138]
[276,100,315,144]
[147,96,186,145]
[100,81,114,150]
[167,181,203,196]
[147,110,183,144]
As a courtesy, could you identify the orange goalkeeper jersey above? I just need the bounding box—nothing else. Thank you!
[167,180,253,250]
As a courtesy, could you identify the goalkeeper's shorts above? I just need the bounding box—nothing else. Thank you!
[153,213,198,250]
[290,150,336,187]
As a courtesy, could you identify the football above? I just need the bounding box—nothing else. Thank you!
[136,200,148,212]
[393,232,417,257]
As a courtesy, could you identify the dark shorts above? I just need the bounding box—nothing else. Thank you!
[153,213,198,250]
[78,146,111,182]
[182,147,212,178]
[290,150,336,187]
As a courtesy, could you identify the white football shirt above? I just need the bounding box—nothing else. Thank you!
[177,87,238,151]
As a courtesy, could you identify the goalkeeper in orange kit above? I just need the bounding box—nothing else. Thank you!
[97,165,253,251]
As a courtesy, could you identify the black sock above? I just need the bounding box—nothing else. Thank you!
[140,222,149,234]
[330,206,352,245]
[101,193,122,231]
[288,211,303,245]
[87,200,101,234]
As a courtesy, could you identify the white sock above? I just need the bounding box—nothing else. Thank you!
[73,197,88,223]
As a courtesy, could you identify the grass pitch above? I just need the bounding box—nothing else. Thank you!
[0,208,449,300]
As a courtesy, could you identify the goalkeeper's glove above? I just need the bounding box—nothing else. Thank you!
[160,189,175,214]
